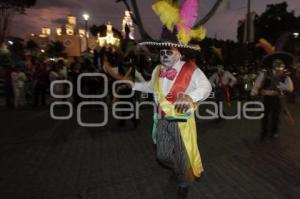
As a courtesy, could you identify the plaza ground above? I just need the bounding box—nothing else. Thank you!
[0,103,300,199]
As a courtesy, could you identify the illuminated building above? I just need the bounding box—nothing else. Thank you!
[39,27,51,38]
[97,22,120,47]
[29,15,96,56]
[27,12,133,56]
[56,28,62,36]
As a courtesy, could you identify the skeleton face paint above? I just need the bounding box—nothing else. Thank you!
[160,48,181,67]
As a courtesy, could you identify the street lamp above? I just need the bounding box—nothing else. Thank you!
[293,32,299,38]
[82,13,90,51]
[83,13,90,21]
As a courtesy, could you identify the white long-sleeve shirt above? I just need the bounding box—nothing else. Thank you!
[133,61,212,103]
[135,70,146,82]
[11,72,27,88]
[251,70,294,96]
[209,71,237,87]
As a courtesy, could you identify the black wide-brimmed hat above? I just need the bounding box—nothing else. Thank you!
[262,51,295,68]
[138,27,201,51]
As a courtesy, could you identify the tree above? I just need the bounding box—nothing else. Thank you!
[25,39,39,64]
[7,37,25,61]
[0,0,37,44]
[0,50,11,65]
[26,39,39,54]
[46,41,67,58]
[237,2,300,44]
[90,24,122,38]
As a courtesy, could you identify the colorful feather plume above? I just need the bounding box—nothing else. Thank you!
[152,0,206,45]
[180,0,199,30]
[152,0,180,31]
[177,26,206,45]
[256,38,275,55]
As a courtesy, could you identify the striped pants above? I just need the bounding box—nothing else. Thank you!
[156,119,194,187]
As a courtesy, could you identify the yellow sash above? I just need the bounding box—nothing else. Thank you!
[153,65,203,177]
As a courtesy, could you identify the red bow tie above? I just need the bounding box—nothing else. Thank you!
[159,67,177,80]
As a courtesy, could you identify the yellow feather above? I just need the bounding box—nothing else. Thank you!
[177,29,191,45]
[152,0,180,31]
[190,26,207,41]
[257,38,275,54]
[177,26,207,45]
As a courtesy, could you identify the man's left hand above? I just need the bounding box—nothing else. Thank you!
[174,94,194,113]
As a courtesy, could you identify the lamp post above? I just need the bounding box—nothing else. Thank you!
[246,0,252,43]
[82,13,90,52]
[244,0,253,65]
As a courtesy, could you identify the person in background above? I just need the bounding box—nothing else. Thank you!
[11,64,27,108]
[294,64,300,103]
[102,48,123,105]
[33,62,49,107]
[3,63,14,108]
[243,68,257,100]
[251,53,294,142]
[209,65,237,120]
[70,58,82,107]
[115,50,141,128]
[49,63,65,101]
[57,59,68,80]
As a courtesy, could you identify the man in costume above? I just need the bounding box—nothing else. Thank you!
[251,52,294,142]
[132,28,211,197]
[131,0,211,197]
[209,65,237,106]
[209,65,237,121]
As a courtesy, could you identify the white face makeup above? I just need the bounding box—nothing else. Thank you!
[160,48,181,67]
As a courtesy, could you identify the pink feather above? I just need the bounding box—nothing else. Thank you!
[180,0,199,30]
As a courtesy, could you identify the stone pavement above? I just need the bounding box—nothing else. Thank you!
[0,103,300,199]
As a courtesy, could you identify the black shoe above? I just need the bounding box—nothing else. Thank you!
[177,186,189,198]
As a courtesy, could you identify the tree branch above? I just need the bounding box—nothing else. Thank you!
[116,0,137,22]
[130,0,153,40]
[194,0,224,28]
[116,0,153,40]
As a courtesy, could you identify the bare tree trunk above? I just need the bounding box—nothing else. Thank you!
[0,7,14,45]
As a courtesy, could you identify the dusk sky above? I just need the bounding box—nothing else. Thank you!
[11,0,300,41]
